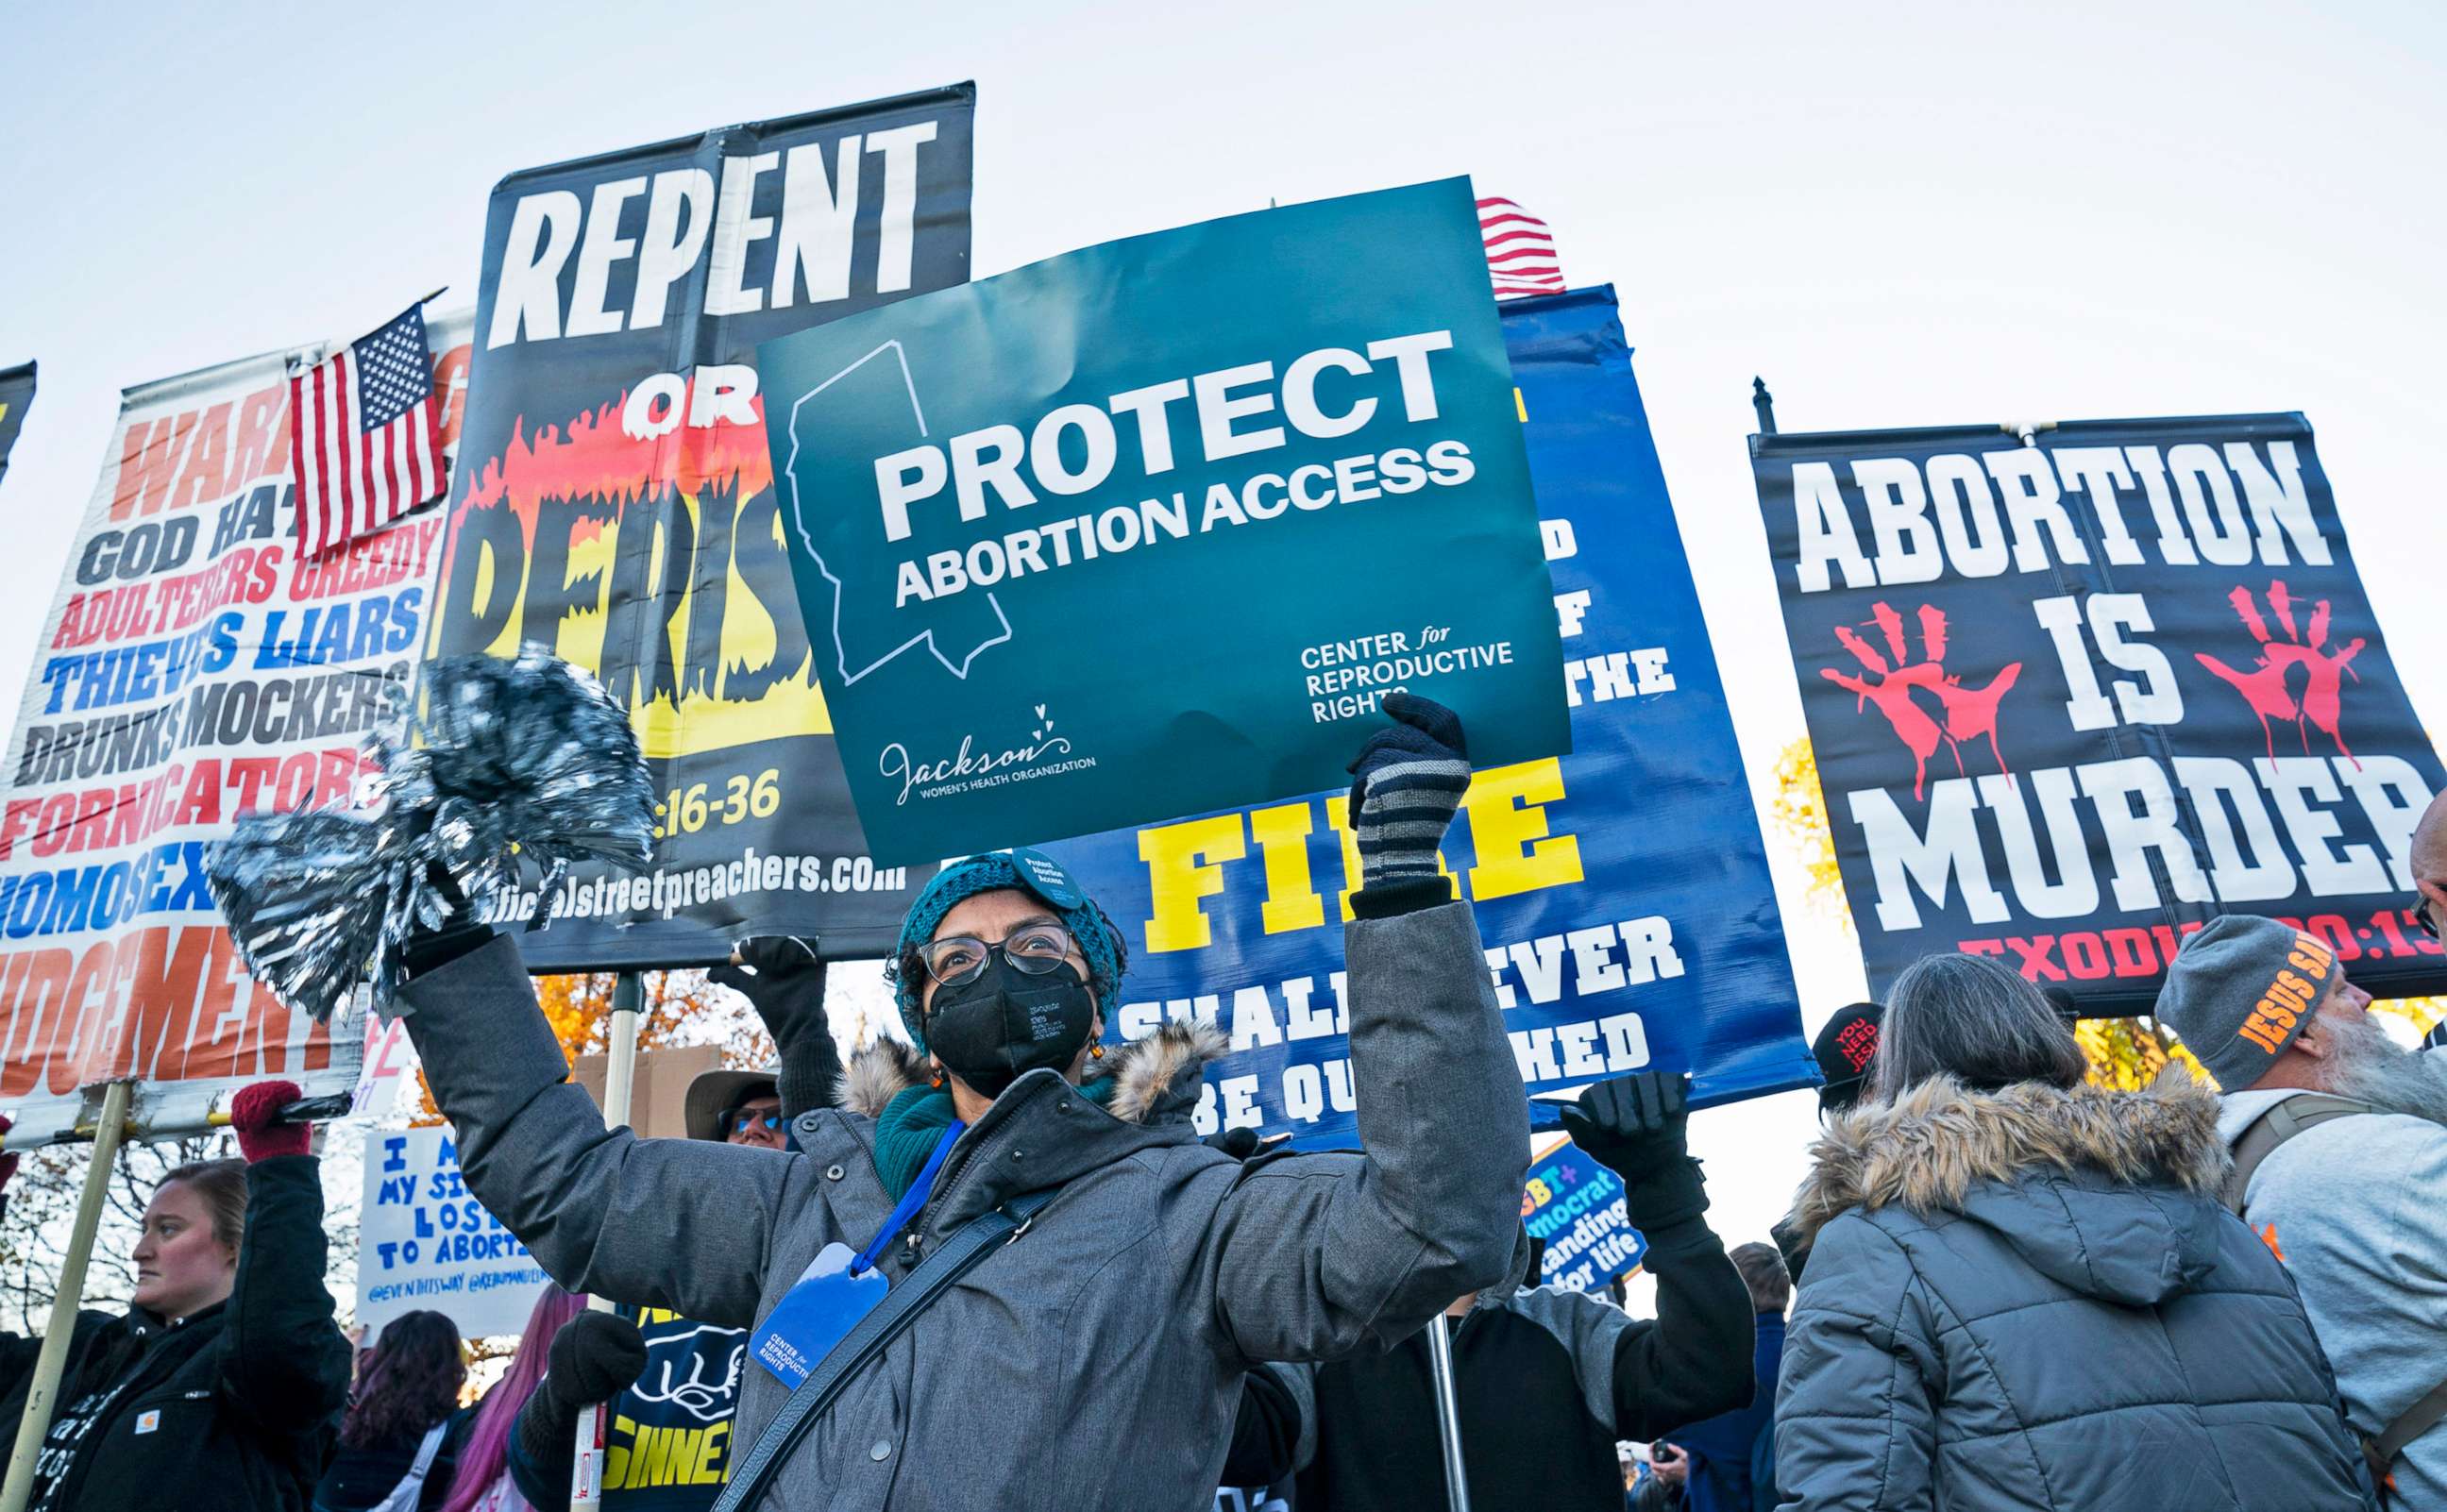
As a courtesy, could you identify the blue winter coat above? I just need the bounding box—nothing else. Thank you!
[1773,1076,2373,1512]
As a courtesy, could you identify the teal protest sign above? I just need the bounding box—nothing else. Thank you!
[759,178,1567,864]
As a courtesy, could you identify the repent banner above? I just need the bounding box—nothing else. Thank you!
[428,84,973,966]
[761,177,1569,864]
[1753,413,2447,1010]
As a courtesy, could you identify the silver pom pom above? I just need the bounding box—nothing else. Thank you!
[208,648,655,1019]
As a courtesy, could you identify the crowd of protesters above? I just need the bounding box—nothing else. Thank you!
[4,701,2445,1511]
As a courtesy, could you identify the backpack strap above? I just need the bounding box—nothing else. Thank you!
[366,1420,450,1512]
[2221,1093,2377,1214]
[708,1186,1057,1512]
[2367,1374,2447,1501]
[2221,1093,2444,1504]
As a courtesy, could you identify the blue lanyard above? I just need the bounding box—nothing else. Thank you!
[851,1120,966,1276]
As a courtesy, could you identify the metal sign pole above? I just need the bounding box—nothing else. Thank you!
[1424,1314,1473,1512]
[0,1081,136,1512]
[569,972,642,1512]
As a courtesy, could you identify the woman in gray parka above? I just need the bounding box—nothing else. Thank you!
[390,694,1528,1510]
[1772,952,2374,1512]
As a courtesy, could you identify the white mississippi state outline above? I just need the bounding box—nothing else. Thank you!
[783,340,1013,686]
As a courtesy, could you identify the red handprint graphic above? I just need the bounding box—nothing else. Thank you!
[2195,580,2364,764]
[1821,601,2022,800]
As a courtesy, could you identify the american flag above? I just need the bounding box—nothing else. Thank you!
[289,303,446,560]
[1478,196,1566,299]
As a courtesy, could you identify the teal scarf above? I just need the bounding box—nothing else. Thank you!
[872,1084,960,1200]
[870,1069,1120,1199]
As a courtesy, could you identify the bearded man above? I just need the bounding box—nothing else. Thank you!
[2157,910,2447,1508]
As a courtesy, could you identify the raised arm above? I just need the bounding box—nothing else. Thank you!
[395,931,818,1326]
[710,937,842,1117]
[507,1311,648,1509]
[212,1083,350,1434]
[1560,1073,1755,1439]
[1200,695,1530,1359]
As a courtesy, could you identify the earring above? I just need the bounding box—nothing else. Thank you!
[1089,1043,1105,1061]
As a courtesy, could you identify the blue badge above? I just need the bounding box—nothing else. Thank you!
[750,1243,888,1388]
[750,1121,967,1387]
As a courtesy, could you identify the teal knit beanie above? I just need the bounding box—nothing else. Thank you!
[886,847,1127,1051]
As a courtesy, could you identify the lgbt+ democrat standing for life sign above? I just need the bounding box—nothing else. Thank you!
[1752,413,2447,1011]
[759,177,1570,864]
[1525,1139,1646,1294]
[1043,289,1814,1147]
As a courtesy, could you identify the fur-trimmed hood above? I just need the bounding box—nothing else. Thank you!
[1786,1072,2233,1306]
[835,1020,1228,1125]
[1791,1072,2228,1242]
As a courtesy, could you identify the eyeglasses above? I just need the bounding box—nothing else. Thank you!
[917,923,1077,988]
[723,1107,783,1137]
[2412,891,2440,942]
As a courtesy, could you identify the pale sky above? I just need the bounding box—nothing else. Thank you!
[5,0,2444,1253]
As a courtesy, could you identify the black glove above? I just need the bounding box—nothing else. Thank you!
[1345,692,1470,893]
[1204,1127,1264,1159]
[400,859,495,979]
[516,1311,648,1470]
[711,937,825,1033]
[711,937,841,1116]
[1560,1071,1708,1230]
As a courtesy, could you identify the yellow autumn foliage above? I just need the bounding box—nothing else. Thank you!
[2075,1016,2208,1090]
[409,968,751,1124]
[2371,996,2447,1038]
[1770,736,1848,925]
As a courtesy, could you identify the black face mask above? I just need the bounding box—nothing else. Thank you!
[925,954,1097,1099]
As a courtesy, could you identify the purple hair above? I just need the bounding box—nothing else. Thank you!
[436,1286,586,1512]
[343,1309,465,1449]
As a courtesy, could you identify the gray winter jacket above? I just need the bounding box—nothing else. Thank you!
[1774,1075,2372,1512]
[393,897,1528,1510]
[2216,1086,2447,1509]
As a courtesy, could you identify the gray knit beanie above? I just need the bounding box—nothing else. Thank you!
[2154,916,2344,1091]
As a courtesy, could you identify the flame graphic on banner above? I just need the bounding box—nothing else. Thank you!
[459,396,775,527]
[436,390,830,760]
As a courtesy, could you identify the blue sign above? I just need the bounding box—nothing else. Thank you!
[1046,287,1814,1146]
[1524,1141,1645,1292]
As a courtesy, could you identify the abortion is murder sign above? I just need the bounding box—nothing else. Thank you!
[1753,413,2447,1011]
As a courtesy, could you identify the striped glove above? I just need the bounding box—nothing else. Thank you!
[1344,692,1470,891]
